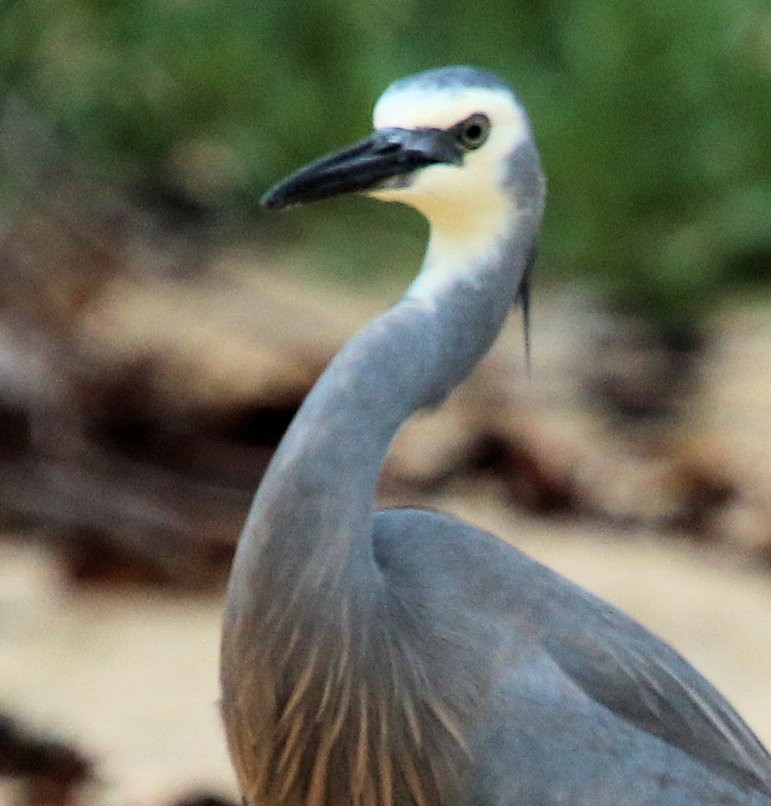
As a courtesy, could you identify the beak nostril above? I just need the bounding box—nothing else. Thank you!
[377,141,402,155]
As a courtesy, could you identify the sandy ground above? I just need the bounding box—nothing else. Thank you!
[1,506,769,804]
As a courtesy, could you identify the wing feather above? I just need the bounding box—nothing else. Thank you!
[544,601,771,796]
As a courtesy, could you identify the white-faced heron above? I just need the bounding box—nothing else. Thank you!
[220,65,771,805]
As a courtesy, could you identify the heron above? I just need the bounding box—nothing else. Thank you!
[220,66,771,805]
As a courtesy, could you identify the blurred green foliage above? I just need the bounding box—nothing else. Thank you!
[1,0,769,329]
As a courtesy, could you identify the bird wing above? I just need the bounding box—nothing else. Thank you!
[373,508,771,797]
[540,591,771,796]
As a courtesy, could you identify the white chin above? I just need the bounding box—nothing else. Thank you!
[366,183,413,204]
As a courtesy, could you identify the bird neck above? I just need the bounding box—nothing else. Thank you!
[225,211,536,622]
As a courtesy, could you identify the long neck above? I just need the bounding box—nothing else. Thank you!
[225,212,536,625]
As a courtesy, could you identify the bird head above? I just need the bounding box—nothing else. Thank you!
[261,66,541,241]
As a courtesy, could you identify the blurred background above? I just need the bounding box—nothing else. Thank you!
[0,1,769,803]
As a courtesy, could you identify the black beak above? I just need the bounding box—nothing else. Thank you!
[260,127,462,210]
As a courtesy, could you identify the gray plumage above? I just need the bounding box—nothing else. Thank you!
[220,66,771,805]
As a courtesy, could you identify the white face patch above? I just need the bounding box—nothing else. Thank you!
[373,85,522,133]
[367,84,531,301]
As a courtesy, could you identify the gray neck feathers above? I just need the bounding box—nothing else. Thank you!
[225,200,541,623]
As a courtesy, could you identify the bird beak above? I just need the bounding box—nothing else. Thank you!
[260,128,462,210]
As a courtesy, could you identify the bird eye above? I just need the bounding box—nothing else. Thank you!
[455,113,491,150]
